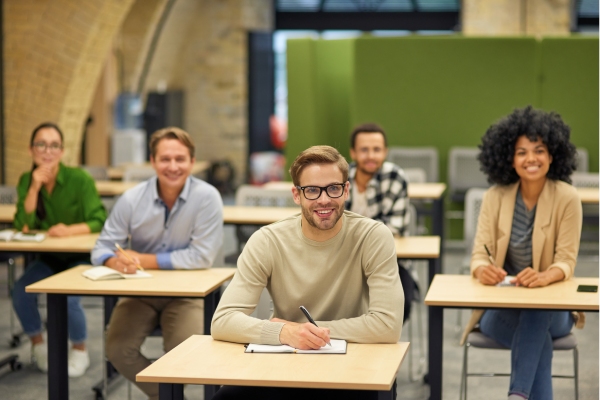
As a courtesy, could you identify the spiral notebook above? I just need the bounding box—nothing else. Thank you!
[245,339,347,354]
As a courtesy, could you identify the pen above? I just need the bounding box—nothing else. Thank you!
[484,244,496,267]
[299,305,331,347]
[115,243,144,271]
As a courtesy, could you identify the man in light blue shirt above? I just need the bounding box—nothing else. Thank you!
[91,127,222,400]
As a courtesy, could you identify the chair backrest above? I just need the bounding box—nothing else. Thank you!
[81,166,109,180]
[0,186,18,204]
[387,147,439,182]
[123,166,156,182]
[575,148,589,172]
[235,185,296,207]
[571,172,599,188]
[406,203,418,236]
[448,147,489,201]
[403,168,427,184]
[464,188,487,256]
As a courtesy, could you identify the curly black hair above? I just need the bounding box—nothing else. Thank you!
[478,106,577,185]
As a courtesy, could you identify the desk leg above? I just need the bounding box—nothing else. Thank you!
[428,306,443,400]
[47,294,68,400]
[432,196,445,273]
[377,379,397,400]
[159,383,184,400]
[203,290,221,399]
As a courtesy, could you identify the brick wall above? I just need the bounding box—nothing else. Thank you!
[139,0,273,185]
[3,0,135,184]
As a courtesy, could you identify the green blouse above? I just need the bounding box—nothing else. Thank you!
[14,163,107,232]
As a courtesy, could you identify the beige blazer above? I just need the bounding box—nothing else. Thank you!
[460,179,584,345]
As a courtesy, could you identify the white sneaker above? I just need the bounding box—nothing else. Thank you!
[68,348,90,377]
[32,343,48,372]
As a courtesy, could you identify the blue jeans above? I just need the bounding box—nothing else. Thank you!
[12,260,87,343]
[480,309,573,400]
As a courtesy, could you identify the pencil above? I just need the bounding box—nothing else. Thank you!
[115,243,144,271]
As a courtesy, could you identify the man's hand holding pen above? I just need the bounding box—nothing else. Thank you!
[271,318,331,350]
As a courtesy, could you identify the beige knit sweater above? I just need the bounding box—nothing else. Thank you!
[211,211,404,345]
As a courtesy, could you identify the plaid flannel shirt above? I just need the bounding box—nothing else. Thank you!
[346,161,409,236]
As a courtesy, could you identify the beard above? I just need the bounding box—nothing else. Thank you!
[301,200,345,231]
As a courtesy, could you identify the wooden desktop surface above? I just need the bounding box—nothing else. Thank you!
[0,233,99,252]
[107,161,209,180]
[26,265,236,297]
[577,187,599,204]
[0,204,14,223]
[425,274,599,311]
[394,236,440,259]
[95,180,138,196]
[262,181,447,200]
[223,206,299,225]
[137,335,409,391]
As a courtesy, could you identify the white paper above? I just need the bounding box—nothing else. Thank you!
[496,275,516,287]
[82,266,152,281]
[245,339,347,354]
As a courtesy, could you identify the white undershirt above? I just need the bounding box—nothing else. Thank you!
[350,183,370,217]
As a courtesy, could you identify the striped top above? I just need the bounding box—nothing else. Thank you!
[504,190,536,276]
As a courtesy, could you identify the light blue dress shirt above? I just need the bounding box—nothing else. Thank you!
[91,176,223,270]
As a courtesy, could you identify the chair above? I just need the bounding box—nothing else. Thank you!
[81,165,109,180]
[402,168,427,184]
[460,330,578,400]
[0,186,22,371]
[404,203,426,382]
[571,172,599,245]
[575,148,589,173]
[123,166,156,182]
[447,147,489,203]
[387,147,439,182]
[456,188,487,332]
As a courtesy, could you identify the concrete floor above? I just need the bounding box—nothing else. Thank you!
[0,223,597,400]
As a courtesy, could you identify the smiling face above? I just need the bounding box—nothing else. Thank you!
[350,132,388,176]
[29,127,64,169]
[292,163,349,241]
[512,135,553,184]
[151,138,195,194]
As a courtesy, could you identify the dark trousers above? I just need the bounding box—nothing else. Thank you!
[398,261,418,323]
[212,381,397,400]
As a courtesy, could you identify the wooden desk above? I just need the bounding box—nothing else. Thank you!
[27,266,236,400]
[577,187,599,205]
[424,274,600,400]
[0,233,99,253]
[395,236,440,287]
[137,335,409,400]
[223,205,299,225]
[0,204,15,223]
[95,180,138,196]
[107,161,209,180]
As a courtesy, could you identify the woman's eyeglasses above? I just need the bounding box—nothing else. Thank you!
[32,142,63,153]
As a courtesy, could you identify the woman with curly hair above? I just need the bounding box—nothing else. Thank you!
[460,106,583,400]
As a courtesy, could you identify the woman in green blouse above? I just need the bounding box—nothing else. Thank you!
[12,122,106,377]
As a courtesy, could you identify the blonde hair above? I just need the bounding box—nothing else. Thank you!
[149,127,195,158]
[289,145,348,186]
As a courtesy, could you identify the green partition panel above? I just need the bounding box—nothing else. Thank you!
[286,38,354,172]
[351,36,539,183]
[537,37,599,172]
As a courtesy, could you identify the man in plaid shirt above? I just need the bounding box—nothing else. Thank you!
[346,123,417,322]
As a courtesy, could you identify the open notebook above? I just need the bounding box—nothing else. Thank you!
[82,266,152,281]
[245,339,347,354]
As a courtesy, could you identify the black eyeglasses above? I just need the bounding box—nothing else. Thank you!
[295,183,345,200]
[32,142,63,153]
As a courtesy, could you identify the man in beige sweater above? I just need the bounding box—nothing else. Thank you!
[211,145,403,400]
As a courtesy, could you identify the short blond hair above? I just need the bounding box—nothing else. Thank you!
[289,145,349,186]
[149,127,195,158]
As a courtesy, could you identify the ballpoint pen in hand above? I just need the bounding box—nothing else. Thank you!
[483,244,496,267]
[299,305,331,347]
[115,243,144,271]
